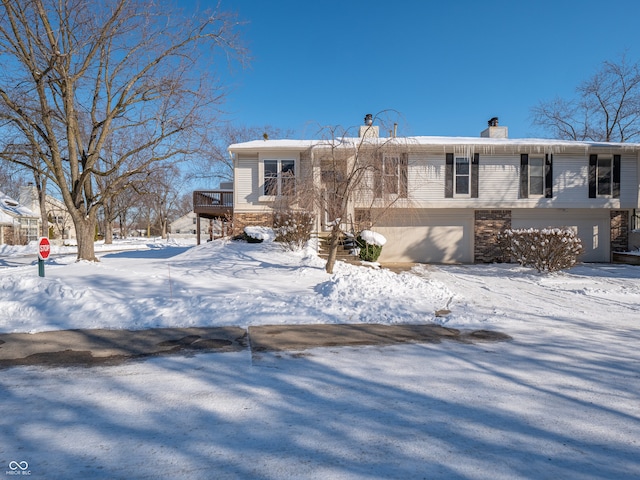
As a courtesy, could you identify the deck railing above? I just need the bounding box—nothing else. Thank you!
[193,190,233,217]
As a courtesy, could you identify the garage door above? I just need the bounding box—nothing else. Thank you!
[373,209,474,263]
[511,209,610,262]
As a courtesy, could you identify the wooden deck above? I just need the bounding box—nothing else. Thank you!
[193,190,233,244]
[193,190,233,218]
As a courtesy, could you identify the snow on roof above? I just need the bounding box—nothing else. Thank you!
[228,136,640,153]
[0,191,38,223]
[0,210,14,226]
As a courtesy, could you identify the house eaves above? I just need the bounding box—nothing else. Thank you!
[229,136,640,156]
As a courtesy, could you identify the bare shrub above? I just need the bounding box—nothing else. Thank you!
[497,228,583,272]
[273,210,314,251]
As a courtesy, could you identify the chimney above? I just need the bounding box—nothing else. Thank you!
[481,117,508,138]
[358,113,379,138]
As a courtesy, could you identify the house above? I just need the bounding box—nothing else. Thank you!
[19,185,76,240]
[226,117,640,264]
[0,191,40,245]
[169,211,228,241]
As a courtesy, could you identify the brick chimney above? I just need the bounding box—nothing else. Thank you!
[481,117,508,138]
[358,113,379,138]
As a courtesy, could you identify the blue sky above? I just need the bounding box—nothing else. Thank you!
[213,0,640,139]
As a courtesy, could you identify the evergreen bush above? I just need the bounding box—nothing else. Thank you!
[355,230,386,262]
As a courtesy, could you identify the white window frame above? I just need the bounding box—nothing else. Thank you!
[382,154,400,196]
[454,156,470,197]
[596,156,612,197]
[528,157,545,197]
[261,159,296,198]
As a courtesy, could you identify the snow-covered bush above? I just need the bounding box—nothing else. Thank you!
[497,228,583,272]
[273,210,314,251]
[355,230,386,262]
[243,226,273,243]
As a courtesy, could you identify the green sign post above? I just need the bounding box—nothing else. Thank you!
[37,237,51,277]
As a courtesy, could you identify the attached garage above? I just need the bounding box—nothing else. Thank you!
[511,209,610,262]
[373,209,474,263]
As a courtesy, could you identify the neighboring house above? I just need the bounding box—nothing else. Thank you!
[0,191,40,245]
[226,118,640,264]
[19,185,76,240]
[169,211,227,241]
[170,211,199,235]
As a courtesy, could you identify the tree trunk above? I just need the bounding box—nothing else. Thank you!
[104,221,114,244]
[119,213,127,238]
[103,203,113,244]
[161,217,167,239]
[38,185,48,238]
[73,215,98,262]
[32,173,49,238]
[324,224,342,274]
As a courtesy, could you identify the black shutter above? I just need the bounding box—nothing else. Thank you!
[520,154,529,198]
[613,154,621,198]
[545,154,553,198]
[399,153,408,198]
[588,154,597,198]
[445,153,453,198]
[471,153,479,198]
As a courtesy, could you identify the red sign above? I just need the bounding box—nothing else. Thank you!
[38,237,51,260]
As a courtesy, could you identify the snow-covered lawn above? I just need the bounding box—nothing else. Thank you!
[0,238,639,478]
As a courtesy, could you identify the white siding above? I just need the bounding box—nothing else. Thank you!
[234,155,259,210]
[478,154,519,201]
[407,153,440,202]
[553,154,588,205]
[406,151,632,209]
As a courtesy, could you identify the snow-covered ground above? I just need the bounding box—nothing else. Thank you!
[0,237,639,478]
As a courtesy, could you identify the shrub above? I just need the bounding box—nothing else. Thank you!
[273,210,314,251]
[243,226,273,243]
[355,230,386,262]
[497,228,583,272]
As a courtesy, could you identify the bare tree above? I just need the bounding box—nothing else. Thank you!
[0,161,26,200]
[532,55,640,142]
[0,0,245,260]
[189,123,294,186]
[140,164,185,239]
[298,113,410,274]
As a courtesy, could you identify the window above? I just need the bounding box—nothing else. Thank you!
[596,157,612,196]
[455,156,470,195]
[445,153,478,198]
[383,155,400,195]
[320,157,346,185]
[263,159,295,196]
[589,154,620,198]
[520,153,552,199]
[529,157,545,196]
[374,153,408,198]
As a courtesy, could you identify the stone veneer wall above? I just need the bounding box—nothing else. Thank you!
[232,212,273,236]
[610,210,629,254]
[474,210,512,263]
